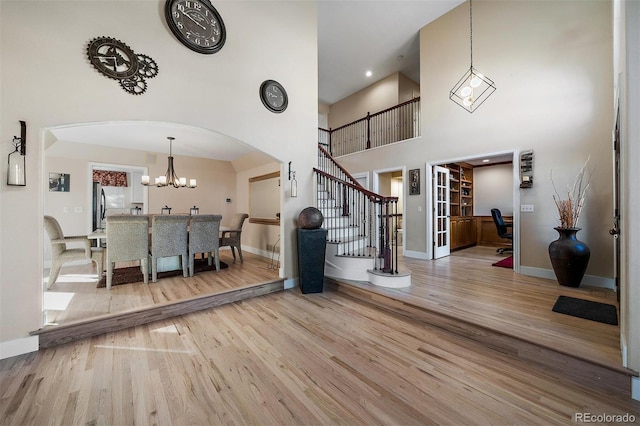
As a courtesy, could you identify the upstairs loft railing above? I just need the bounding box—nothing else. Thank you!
[315,145,400,274]
[319,97,420,157]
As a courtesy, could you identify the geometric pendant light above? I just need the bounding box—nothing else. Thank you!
[449,0,496,113]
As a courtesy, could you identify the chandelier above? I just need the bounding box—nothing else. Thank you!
[141,137,196,188]
[449,0,496,113]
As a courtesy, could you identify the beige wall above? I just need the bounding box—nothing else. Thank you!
[0,0,317,353]
[233,155,282,262]
[339,0,613,274]
[328,72,412,129]
[43,140,238,263]
[398,73,420,103]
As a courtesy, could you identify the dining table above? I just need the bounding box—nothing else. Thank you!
[88,216,229,273]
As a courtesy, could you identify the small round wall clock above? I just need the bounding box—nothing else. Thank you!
[260,80,288,113]
[165,0,226,54]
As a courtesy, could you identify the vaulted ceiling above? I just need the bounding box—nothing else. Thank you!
[50,1,464,160]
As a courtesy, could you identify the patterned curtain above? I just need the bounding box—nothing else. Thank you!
[93,170,128,187]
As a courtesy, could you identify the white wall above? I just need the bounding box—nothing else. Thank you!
[473,164,513,216]
[0,0,317,355]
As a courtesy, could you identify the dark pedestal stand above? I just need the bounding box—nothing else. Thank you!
[297,228,328,294]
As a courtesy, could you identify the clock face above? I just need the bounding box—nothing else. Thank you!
[165,0,226,54]
[260,80,288,113]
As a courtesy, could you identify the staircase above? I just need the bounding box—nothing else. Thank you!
[314,144,411,288]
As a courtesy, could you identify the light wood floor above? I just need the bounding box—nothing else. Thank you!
[357,246,624,371]
[43,250,280,326]
[45,245,623,374]
[2,285,639,425]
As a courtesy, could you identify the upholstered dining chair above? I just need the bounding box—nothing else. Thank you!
[219,213,249,263]
[188,214,222,276]
[151,215,189,282]
[44,215,94,289]
[105,215,150,290]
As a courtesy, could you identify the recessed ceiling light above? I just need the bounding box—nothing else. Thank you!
[365,70,372,77]
[482,159,490,163]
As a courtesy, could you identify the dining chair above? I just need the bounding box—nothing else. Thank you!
[151,215,189,282]
[44,215,94,289]
[219,213,249,263]
[188,214,222,276]
[105,215,150,290]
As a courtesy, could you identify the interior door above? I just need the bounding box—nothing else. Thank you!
[611,101,621,301]
[433,165,450,259]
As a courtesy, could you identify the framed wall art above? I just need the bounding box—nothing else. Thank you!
[409,169,420,195]
[49,173,70,192]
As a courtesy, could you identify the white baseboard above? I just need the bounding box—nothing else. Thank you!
[0,336,39,360]
[403,250,429,260]
[284,277,297,289]
[519,266,615,290]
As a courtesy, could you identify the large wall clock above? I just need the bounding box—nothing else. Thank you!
[165,0,226,54]
[260,80,288,113]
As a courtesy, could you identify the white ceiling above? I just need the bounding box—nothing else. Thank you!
[49,121,255,161]
[318,0,464,105]
[51,2,464,160]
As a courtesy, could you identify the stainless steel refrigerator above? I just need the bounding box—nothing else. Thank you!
[92,181,106,231]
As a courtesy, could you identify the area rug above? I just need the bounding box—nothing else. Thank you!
[97,259,228,288]
[492,255,513,268]
[552,296,618,325]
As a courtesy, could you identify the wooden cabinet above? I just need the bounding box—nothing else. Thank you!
[445,163,475,251]
[450,216,476,250]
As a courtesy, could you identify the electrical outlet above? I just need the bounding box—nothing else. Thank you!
[75,206,83,213]
[521,204,534,212]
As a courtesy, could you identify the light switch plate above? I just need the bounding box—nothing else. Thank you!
[521,204,534,212]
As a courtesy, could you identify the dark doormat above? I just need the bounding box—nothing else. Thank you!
[552,295,618,325]
[98,259,228,288]
[492,256,513,268]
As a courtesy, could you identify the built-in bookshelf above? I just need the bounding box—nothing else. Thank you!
[446,163,473,217]
[446,162,475,250]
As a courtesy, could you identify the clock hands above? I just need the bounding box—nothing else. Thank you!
[180,9,207,31]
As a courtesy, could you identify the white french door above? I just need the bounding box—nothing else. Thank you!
[433,165,450,259]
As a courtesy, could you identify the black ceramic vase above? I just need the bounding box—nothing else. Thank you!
[548,227,590,287]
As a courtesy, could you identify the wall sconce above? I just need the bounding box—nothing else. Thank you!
[161,205,172,215]
[190,205,199,215]
[130,206,142,215]
[288,161,297,198]
[7,121,26,186]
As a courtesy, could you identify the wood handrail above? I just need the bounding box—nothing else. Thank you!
[325,97,420,133]
[317,144,364,188]
[313,168,398,204]
[370,96,420,117]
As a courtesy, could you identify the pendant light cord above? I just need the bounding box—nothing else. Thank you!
[469,0,473,68]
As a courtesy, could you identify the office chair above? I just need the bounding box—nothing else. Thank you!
[491,208,513,254]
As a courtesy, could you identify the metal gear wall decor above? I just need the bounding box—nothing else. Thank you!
[87,36,159,95]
